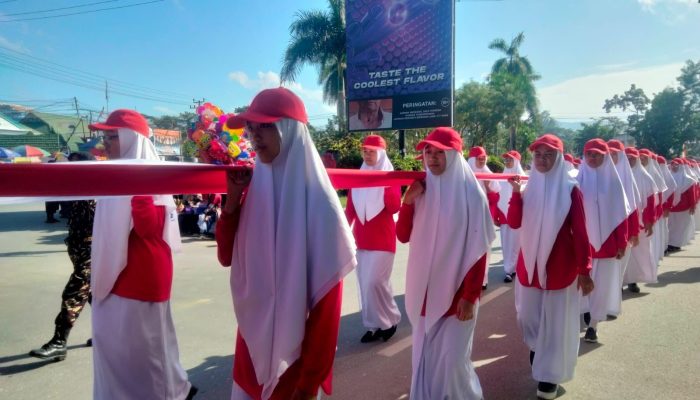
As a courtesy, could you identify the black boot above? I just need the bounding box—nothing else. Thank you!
[185,385,199,400]
[29,337,67,361]
[378,325,397,342]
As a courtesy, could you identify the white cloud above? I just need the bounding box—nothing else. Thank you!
[0,35,29,54]
[637,0,699,22]
[538,62,684,120]
[228,70,336,117]
[153,105,176,115]
[596,61,638,71]
[638,0,697,10]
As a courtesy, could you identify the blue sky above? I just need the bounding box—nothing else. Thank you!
[0,0,698,126]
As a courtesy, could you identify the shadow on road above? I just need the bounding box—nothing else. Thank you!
[0,211,67,233]
[647,267,700,288]
[0,250,65,258]
[186,354,234,400]
[0,344,90,376]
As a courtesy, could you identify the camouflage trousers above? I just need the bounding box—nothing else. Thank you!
[54,244,92,340]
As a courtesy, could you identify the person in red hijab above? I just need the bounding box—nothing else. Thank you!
[506,134,593,400]
[217,88,356,400]
[345,135,402,343]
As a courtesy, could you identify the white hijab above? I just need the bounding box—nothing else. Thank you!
[91,128,180,301]
[351,149,394,224]
[406,150,495,333]
[520,152,578,288]
[658,161,678,204]
[630,157,658,211]
[612,151,641,214]
[468,157,501,193]
[577,154,630,252]
[230,119,356,399]
[564,159,578,178]
[497,157,526,215]
[672,162,696,204]
[644,158,667,195]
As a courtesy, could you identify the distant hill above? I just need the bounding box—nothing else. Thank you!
[555,120,590,131]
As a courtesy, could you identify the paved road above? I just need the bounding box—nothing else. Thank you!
[1,203,699,399]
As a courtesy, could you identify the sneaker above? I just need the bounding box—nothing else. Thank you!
[628,283,641,293]
[360,330,379,343]
[378,325,397,342]
[583,312,591,326]
[536,382,558,399]
[503,274,513,283]
[584,327,598,343]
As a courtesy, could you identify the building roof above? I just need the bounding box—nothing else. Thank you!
[0,112,42,136]
[19,111,86,151]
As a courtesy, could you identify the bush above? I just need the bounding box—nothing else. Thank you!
[486,155,504,172]
[389,152,423,171]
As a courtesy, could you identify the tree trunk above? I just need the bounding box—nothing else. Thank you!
[509,125,517,150]
[337,61,346,134]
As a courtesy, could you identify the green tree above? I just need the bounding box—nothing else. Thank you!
[574,117,625,155]
[603,84,650,140]
[281,0,346,131]
[637,89,689,158]
[488,32,540,150]
[454,81,502,148]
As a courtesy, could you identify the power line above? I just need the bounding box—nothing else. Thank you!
[2,0,121,17]
[0,0,163,23]
[0,45,193,99]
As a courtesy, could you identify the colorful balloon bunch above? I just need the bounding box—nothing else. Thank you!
[184,102,255,166]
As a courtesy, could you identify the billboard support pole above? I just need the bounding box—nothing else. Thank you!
[399,129,405,158]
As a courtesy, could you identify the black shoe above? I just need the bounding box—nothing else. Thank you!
[503,274,513,283]
[185,385,199,400]
[45,218,59,223]
[360,330,379,343]
[583,312,591,326]
[606,314,618,321]
[537,382,558,399]
[584,327,598,343]
[628,283,641,293]
[378,325,397,342]
[482,284,488,291]
[29,340,67,361]
[667,245,681,253]
[86,338,92,347]
[529,350,535,366]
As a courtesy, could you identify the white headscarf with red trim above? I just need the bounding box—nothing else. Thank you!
[91,128,180,301]
[352,149,394,224]
[520,151,578,288]
[577,153,630,252]
[611,150,641,214]
[406,150,495,332]
[497,154,526,215]
[230,119,356,399]
[468,155,501,193]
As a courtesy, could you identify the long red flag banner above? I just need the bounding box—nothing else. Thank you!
[0,163,526,197]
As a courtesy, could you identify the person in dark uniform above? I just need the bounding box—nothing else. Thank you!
[30,152,95,361]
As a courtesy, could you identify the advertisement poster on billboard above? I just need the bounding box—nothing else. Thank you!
[152,128,182,157]
[345,0,454,132]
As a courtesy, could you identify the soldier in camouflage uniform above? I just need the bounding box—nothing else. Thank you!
[30,153,95,361]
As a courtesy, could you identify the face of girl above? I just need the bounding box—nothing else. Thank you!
[611,151,619,164]
[475,155,487,168]
[627,156,637,167]
[585,151,605,169]
[533,145,557,173]
[424,145,447,176]
[362,147,378,166]
[503,157,514,169]
[102,130,120,159]
[246,122,281,164]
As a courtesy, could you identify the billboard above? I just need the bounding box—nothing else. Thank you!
[152,129,182,156]
[345,0,454,132]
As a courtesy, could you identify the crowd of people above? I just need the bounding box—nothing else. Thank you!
[24,88,700,400]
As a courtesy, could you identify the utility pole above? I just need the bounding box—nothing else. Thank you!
[105,80,110,113]
[190,98,206,110]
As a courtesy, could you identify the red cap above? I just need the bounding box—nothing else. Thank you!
[564,153,574,163]
[416,127,463,152]
[226,87,308,129]
[501,150,522,161]
[657,155,667,164]
[529,134,564,153]
[468,146,487,158]
[89,109,150,137]
[625,147,640,158]
[584,138,609,154]
[672,157,684,165]
[574,157,582,165]
[607,139,625,152]
[638,148,653,157]
[362,135,386,150]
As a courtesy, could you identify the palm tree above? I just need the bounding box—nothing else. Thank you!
[488,32,539,149]
[281,0,346,130]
